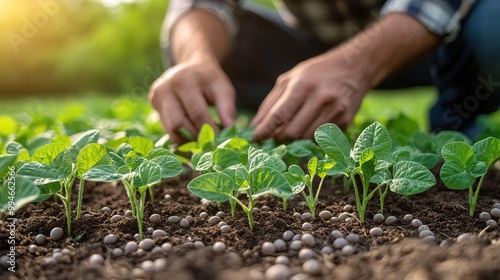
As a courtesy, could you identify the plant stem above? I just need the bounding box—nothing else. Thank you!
[229,197,236,218]
[379,184,389,214]
[282,197,287,211]
[76,177,85,219]
[246,196,255,231]
[351,173,363,222]
[137,188,147,239]
[123,180,137,217]
[469,175,485,216]
[149,186,155,201]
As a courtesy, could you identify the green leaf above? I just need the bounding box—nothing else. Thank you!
[195,152,214,171]
[317,159,335,179]
[352,122,392,161]
[441,142,475,169]
[198,124,215,152]
[35,182,61,201]
[151,155,183,178]
[83,165,127,182]
[222,164,247,190]
[469,161,488,177]
[187,172,235,202]
[472,137,500,166]
[76,143,107,176]
[213,148,241,170]
[307,157,318,178]
[439,161,476,190]
[264,157,287,172]
[125,151,145,171]
[436,131,469,152]
[358,148,376,180]
[129,136,154,157]
[132,161,162,188]
[389,161,436,195]
[108,152,126,169]
[217,138,249,152]
[411,132,434,153]
[178,141,199,154]
[288,165,305,178]
[314,123,351,160]
[283,172,306,194]
[117,143,133,158]
[0,176,40,213]
[18,150,73,185]
[146,147,175,160]
[31,143,67,164]
[248,167,293,198]
[70,130,100,161]
[0,155,17,179]
[0,116,17,137]
[286,140,315,158]
[326,157,352,177]
[6,141,25,155]
[370,170,391,184]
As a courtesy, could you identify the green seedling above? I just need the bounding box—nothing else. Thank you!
[440,137,500,216]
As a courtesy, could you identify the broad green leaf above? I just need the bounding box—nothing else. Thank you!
[0,116,17,137]
[436,131,469,152]
[469,161,488,177]
[248,150,269,171]
[150,155,182,178]
[213,148,241,170]
[178,141,199,154]
[222,164,247,190]
[283,172,306,194]
[70,130,100,161]
[352,122,392,161]
[6,142,25,155]
[108,152,126,169]
[317,159,335,179]
[129,136,154,157]
[217,138,249,152]
[286,140,315,158]
[154,134,171,148]
[18,150,73,184]
[0,155,17,179]
[188,172,235,202]
[198,124,215,152]
[387,113,420,146]
[31,143,67,164]
[117,143,133,158]
[391,148,411,163]
[264,157,287,172]
[358,148,376,180]
[125,151,145,171]
[326,157,353,177]
[389,161,436,195]
[26,131,56,155]
[132,161,162,188]
[83,165,127,182]
[314,123,351,160]
[441,142,475,169]
[288,165,305,178]
[52,135,72,147]
[472,137,500,166]
[370,170,391,184]
[248,167,293,198]
[0,177,40,213]
[76,143,107,176]
[35,182,61,201]
[195,152,214,171]
[307,157,318,178]
[146,147,175,160]
[411,131,434,153]
[440,161,476,190]
[410,152,439,169]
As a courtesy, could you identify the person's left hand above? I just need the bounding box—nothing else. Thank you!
[251,49,370,141]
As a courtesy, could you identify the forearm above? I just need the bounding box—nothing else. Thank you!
[170,9,231,64]
[339,13,441,88]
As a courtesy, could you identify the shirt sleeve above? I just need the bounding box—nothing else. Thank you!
[161,0,241,51]
[381,0,476,41]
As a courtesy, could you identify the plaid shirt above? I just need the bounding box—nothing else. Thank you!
[163,0,476,47]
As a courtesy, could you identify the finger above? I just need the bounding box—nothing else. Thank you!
[250,77,288,126]
[274,98,326,141]
[302,103,351,139]
[207,78,237,128]
[163,90,198,143]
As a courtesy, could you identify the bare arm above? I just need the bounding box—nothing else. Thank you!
[252,13,441,141]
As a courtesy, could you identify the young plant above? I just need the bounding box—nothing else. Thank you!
[439,137,500,216]
[284,157,335,219]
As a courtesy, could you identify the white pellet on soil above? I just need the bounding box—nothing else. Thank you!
[61,248,71,255]
[274,239,287,252]
[301,212,312,220]
[152,247,163,254]
[422,236,436,243]
[252,207,260,213]
[419,230,434,239]
[373,213,385,222]
[147,227,154,235]
[330,230,344,239]
[124,210,133,217]
[186,215,194,224]
[217,222,227,228]
[490,208,500,219]
[52,252,62,260]
[318,210,332,220]
[385,216,397,225]
[131,268,146,278]
[50,227,64,241]
[0,256,10,268]
[35,234,46,245]
[199,212,208,219]
[194,241,205,249]
[492,202,500,209]
[161,243,172,252]
[275,255,290,265]
[333,238,348,249]
[289,240,302,251]
[302,259,322,275]
[292,234,302,241]
[44,257,57,265]
[346,234,359,243]
[152,230,168,238]
[411,219,423,228]
[403,214,413,222]
[138,238,155,251]
[479,212,492,220]
[486,219,498,227]
[298,248,314,260]
[262,206,271,211]
[163,194,172,201]
[124,241,138,253]
[89,254,104,265]
[418,225,430,233]
[265,264,291,280]
[208,216,221,225]
[293,212,301,219]
[320,246,333,255]
[338,212,349,221]
[221,225,231,232]
[111,215,123,223]
[216,211,225,218]
[345,217,354,224]
[330,217,339,224]
[341,245,355,255]
[301,234,315,247]
[369,227,384,237]
[103,234,118,245]
[167,216,180,223]
[343,205,353,212]
[101,206,111,213]
[457,233,471,243]
[301,222,313,231]
[262,242,276,254]
[141,260,155,273]
[154,258,168,272]
[212,241,226,253]
[112,248,123,257]
[149,214,161,223]
[28,244,37,252]
[282,231,294,241]
[179,219,189,227]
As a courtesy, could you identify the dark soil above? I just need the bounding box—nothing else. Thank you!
[1,167,500,280]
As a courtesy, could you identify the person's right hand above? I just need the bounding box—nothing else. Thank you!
[149,60,236,144]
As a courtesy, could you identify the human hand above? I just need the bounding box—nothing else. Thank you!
[251,50,370,141]
[149,60,236,144]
